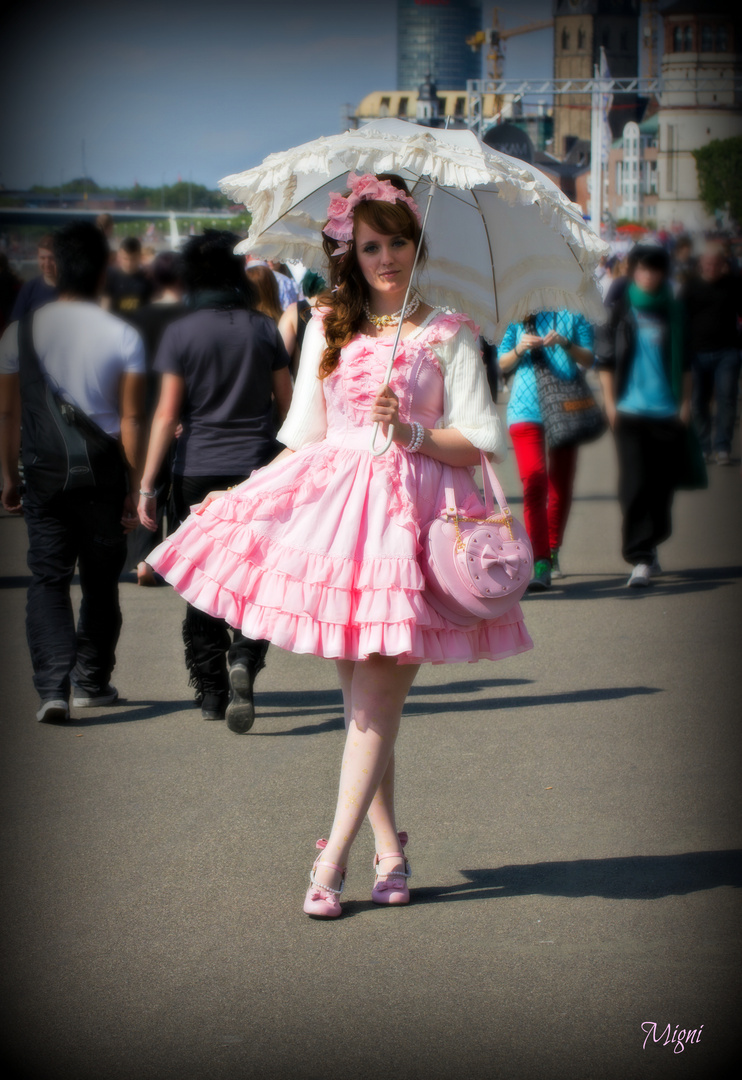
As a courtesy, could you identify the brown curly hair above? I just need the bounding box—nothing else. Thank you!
[318,175,427,378]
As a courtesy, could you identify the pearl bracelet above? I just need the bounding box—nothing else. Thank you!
[404,421,424,453]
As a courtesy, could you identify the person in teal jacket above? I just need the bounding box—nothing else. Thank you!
[595,244,693,588]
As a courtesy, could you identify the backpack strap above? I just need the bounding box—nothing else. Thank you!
[17,312,46,392]
[16,311,98,492]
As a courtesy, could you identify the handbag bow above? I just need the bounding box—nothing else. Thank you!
[479,545,521,579]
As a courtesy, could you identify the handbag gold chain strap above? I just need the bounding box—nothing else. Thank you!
[442,508,515,552]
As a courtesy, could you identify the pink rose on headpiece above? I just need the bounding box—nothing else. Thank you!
[327,193,354,225]
[322,171,423,253]
[347,173,388,200]
[323,190,357,246]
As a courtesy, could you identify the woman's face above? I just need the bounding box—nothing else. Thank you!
[354,220,416,305]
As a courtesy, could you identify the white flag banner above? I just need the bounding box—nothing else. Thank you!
[600,46,613,168]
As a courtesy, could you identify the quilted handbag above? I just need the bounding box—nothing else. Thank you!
[525,314,606,451]
[533,359,606,450]
[421,452,533,627]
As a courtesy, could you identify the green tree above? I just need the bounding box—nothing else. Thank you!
[158,182,231,211]
[30,178,101,194]
[692,137,742,225]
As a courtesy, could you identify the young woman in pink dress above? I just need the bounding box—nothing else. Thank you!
[146,174,532,918]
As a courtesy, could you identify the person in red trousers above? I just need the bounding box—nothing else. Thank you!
[498,310,595,590]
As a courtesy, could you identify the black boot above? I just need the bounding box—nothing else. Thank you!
[225,661,255,734]
[183,611,229,722]
[225,636,268,734]
[200,692,228,721]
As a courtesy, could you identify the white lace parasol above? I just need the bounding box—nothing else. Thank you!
[220,118,609,342]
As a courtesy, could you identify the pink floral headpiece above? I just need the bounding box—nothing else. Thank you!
[323,172,422,256]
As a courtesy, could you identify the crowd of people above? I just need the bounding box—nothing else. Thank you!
[501,234,740,591]
[0,217,739,710]
[0,183,739,918]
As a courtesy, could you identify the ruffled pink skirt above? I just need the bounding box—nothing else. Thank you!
[148,436,533,665]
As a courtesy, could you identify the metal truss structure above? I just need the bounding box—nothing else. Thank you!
[466,76,742,135]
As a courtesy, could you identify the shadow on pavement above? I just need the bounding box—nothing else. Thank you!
[44,680,662,732]
[410,677,534,695]
[542,565,742,601]
[67,699,193,726]
[404,685,660,714]
[252,684,661,734]
[251,715,346,736]
[410,849,742,904]
[254,677,532,712]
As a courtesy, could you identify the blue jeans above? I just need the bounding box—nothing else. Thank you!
[692,348,741,454]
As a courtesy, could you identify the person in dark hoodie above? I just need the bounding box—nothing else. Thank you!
[137,231,292,730]
[595,243,693,588]
[681,240,741,466]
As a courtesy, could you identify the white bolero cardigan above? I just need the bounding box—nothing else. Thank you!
[277,308,507,462]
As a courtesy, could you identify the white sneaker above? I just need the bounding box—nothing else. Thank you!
[716,451,731,466]
[627,563,652,588]
[37,699,70,723]
[72,685,118,708]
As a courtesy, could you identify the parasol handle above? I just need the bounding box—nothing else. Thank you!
[370,182,437,457]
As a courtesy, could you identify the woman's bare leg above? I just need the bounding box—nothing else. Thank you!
[335,659,401,863]
[366,752,401,868]
[335,659,354,729]
[312,655,419,892]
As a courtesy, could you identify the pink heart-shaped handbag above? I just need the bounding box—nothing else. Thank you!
[421,452,533,627]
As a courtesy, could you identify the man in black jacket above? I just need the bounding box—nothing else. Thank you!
[595,244,692,588]
[103,236,153,317]
[681,242,741,466]
[137,232,292,731]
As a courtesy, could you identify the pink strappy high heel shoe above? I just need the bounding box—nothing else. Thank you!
[303,839,346,919]
[371,831,411,905]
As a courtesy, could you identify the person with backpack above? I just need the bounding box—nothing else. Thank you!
[0,222,146,722]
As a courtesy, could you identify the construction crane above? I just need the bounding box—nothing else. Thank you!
[467,8,554,82]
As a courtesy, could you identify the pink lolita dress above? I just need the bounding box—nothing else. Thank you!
[147,308,532,665]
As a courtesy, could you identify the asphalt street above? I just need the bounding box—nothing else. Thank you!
[1,425,740,1080]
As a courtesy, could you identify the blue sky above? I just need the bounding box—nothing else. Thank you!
[1,0,553,192]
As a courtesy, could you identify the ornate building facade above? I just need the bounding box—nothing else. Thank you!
[655,2,742,230]
[552,0,640,158]
[605,113,659,224]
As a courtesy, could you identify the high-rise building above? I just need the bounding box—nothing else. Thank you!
[397,0,483,92]
[552,0,640,158]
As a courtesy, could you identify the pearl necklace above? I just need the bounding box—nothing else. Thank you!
[363,293,421,328]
